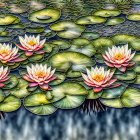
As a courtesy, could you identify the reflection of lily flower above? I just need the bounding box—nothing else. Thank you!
[0,66,10,87]
[82,67,119,92]
[15,34,46,56]
[103,44,135,72]
[0,43,24,64]
[22,64,56,90]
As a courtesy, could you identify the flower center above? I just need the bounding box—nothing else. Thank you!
[113,52,124,60]
[27,40,36,46]
[94,74,103,82]
[35,71,45,78]
[0,49,9,57]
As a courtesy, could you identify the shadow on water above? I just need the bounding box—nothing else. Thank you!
[1,106,140,140]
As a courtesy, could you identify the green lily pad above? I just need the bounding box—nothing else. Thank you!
[0,31,10,36]
[29,1,46,11]
[49,73,66,86]
[105,17,125,25]
[67,38,96,56]
[8,79,30,98]
[0,89,4,103]
[26,27,44,33]
[121,87,140,107]
[0,15,20,25]
[134,64,140,73]
[43,43,53,53]
[29,8,61,23]
[49,51,95,75]
[28,54,44,62]
[8,4,26,14]
[81,32,100,40]
[132,54,140,63]
[24,92,57,115]
[91,37,114,53]
[76,16,106,25]
[100,98,123,108]
[101,84,127,99]
[2,74,18,89]
[66,68,81,78]
[114,70,136,81]
[87,89,102,99]
[0,95,21,112]
[93,9,121,17]
[50,40,70,49]
[50,21,85,39]
[130,38,140,51]
[127,14,140,21]
[111,34,138,45]
[135,74,140,84]
[0,26,5,32]
[51,82,87,109]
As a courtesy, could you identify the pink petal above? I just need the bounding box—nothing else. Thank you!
[26,51,34,56]
[102,79,117,87]
[0,83,5,87]
[22,75,35,82]
[0,77,10,82]
[15,44,27,51]
[35,50,45,54]
[28,82,38,87]
[109,83,121,88]
[128,62,136,66]
[93,87,102,93]
[114,64,121,68]
[104,61,114,67]
[44,76,56,83]
[10,58,26,63]
[118,66,126,72]
[40,84,49,90]
[122,63,129,66]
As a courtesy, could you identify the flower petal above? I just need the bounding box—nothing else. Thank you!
[93,87,102,93]
[40,83,49,90]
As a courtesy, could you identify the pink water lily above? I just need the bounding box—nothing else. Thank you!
[0,66,10,87]
[15,34,46,56]
[82,67,120,93]
[103,44,135,72]
[0,43,25,64]
[22,64,56,90]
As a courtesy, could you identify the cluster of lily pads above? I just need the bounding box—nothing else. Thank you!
[0,5,139,116]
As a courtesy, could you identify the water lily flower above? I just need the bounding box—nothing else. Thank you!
[15,34,46,56]
[22,64,56,90]
[0,43,25,64]
[82,67,119,92]
[102,44,135,72]
[0,66,10,87]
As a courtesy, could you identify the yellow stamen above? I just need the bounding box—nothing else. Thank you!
[35,71,45,78]
[114,52,124,60]
[0,49,9,56]
[94,74,103,82]
[27,40,36,46]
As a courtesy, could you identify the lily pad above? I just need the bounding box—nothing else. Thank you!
[81,32,100,40]
[50,21,85,39]
[29,8,61,23]
[127,14,140,21]
[0,89,4,103]
[135,74,140,84]
[87,89,102,99]
[0,31,10,36]
[93,9,121,17]
[51,82,87,109]
[26,27,44,33]
[76,16,106,25]
[24,93,57,115]
[2,74,18,89]
[121,87,140,107]
[28,54,44,62]
[49,51,95,75]
[101,84,127,99]
[67,38,96,56]
[8,23,25,29]
[105,17,125,25]
[132,54,140,64]
[100,98,123,108]
[0,95,21,112]
[91,37,114,53]
[8,79,30,98]
[50,40,70,49]
[130,38,140,51]
[114,70,136,81]
[0,15,20,25]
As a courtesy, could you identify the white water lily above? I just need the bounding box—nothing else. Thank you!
[15,34,46,56]
[0,43,24,63]
[82,66,119,92]
[22,64,56,90]
[103,44,135,72]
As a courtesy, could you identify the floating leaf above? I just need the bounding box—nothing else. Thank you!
[81,32,100,40]
[105,17,125,25]
[127,14,140,21]
[26,27,44,33]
